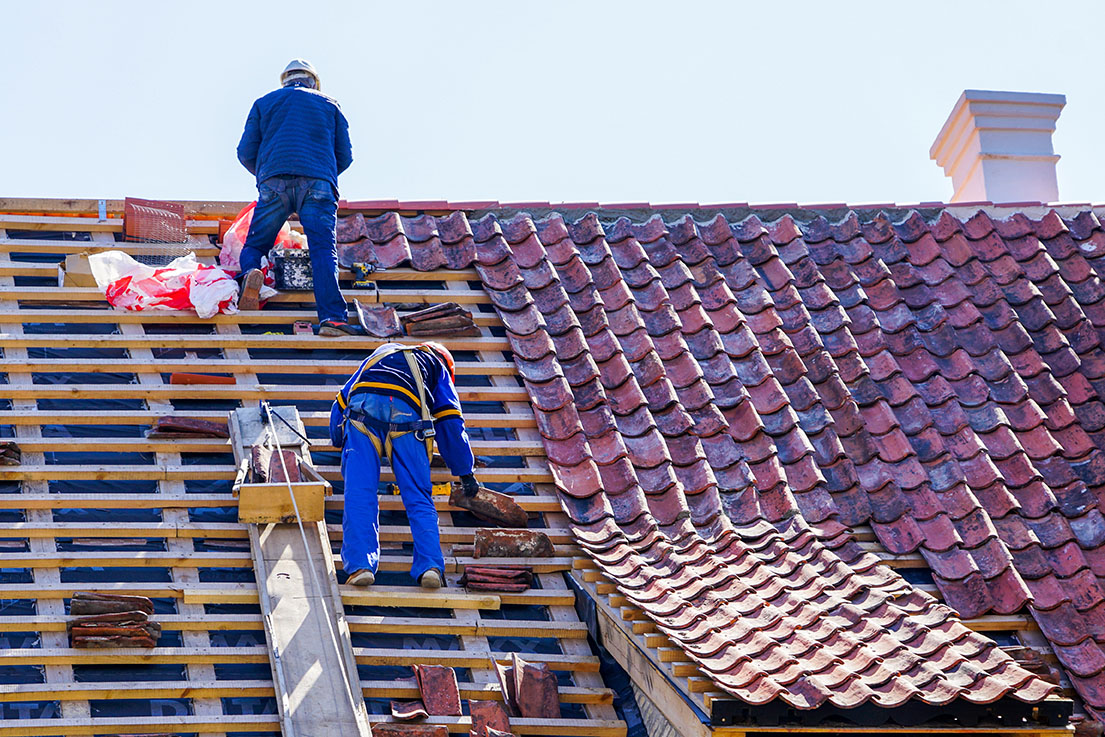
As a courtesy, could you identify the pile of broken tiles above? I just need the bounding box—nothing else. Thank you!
[459,529,556,593]
[383,658,557,737]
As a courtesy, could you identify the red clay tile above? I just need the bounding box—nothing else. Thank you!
[542,431,591,467]
[415,664,462,716]
[336,213,367,243]
[469,700,511,737]
[498,305,544,337]
[372,724,447,737]
[548,459,604,499]
[390,700,428,721]
[437,209,475,242]
[534,406,581,441]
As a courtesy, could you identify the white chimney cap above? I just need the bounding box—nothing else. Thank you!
[930,90,1066,204]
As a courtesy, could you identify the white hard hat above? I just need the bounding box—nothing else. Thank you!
[281,59,320,90]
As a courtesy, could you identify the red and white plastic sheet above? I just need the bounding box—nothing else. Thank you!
[88,251,239,319]
[87,200,305,317]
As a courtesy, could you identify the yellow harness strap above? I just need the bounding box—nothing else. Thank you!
[343,346,435,465]
[402,349,435,465]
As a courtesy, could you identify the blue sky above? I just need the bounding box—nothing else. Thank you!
[4,1,1103,205]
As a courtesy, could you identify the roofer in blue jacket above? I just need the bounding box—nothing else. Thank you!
[329,342,480,588]
[236,59,362,336]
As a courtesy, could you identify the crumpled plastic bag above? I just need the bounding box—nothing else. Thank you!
[219,201,305,273]
[88,251,239,319]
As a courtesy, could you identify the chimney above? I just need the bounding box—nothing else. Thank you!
[929,89,1065,204]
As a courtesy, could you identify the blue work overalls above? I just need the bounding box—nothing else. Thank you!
[340,393,443,580]
[330,345,475,581]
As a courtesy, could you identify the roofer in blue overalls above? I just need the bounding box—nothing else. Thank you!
[329,342,480,588]
[236,59,363,336]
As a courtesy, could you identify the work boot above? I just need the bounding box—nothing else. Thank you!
[419,569,443,589]
[318,319,366,337]
[347,569,375,587]
[237,269,264,311]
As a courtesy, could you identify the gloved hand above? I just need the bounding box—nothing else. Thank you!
[460,474,480,498]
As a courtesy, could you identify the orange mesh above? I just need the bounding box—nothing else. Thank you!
[123,197,187,243]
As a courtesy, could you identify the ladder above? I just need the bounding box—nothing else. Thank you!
[229,405,373,737]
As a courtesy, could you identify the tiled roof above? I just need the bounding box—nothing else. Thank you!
[336,205,1105,716]
[333,199,1105,213]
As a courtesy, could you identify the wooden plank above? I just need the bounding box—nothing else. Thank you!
[0,199,484,221]
[9,436,544,455]
[0,263,479,282]
[0,645,273,665]
[0,612,588,638]
[0,214,126,232]
[0,581,565,609]
[238,480,328,523]
[0,285,492,304]
[0,550,253,567]
[0,522,577,544]
[0,409,538,428]
[0,331,506,349]
[0,382,529,402]
[380,715,627,736]
[352,615,586,638]
[0,646,600,671]
[0,198,490,220]
[0,307,502,328]
[0,715,280,737]
[0,678,610,704]
[0,549,573,575]
[0,713,627,737]
[0,197,251,218]
[180,583,576,608]
[0,464,552,484]
[250,520,372,735]
[0,238,221,256]
[0,490,563,513]
[0,357,516,375]
[0,214,218,234]
[0,263,57,277]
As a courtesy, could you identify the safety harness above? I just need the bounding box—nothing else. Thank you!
[340,346,436,464]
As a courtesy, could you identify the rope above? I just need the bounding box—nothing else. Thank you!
[259,400,364,724]
[268,404,313,447]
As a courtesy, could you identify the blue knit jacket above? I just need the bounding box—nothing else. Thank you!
[237,84,353,189]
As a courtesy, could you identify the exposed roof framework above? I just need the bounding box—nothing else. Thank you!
[0,206,621,736]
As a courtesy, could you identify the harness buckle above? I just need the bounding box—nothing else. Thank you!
[414,420,436,442]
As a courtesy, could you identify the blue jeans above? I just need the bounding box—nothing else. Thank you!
[240,175,348,323]
[340,393,445,581]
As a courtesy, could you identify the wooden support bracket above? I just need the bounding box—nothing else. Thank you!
[230,406,331,524]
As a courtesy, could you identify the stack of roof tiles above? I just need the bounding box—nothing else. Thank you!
[338,206,1105,717]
